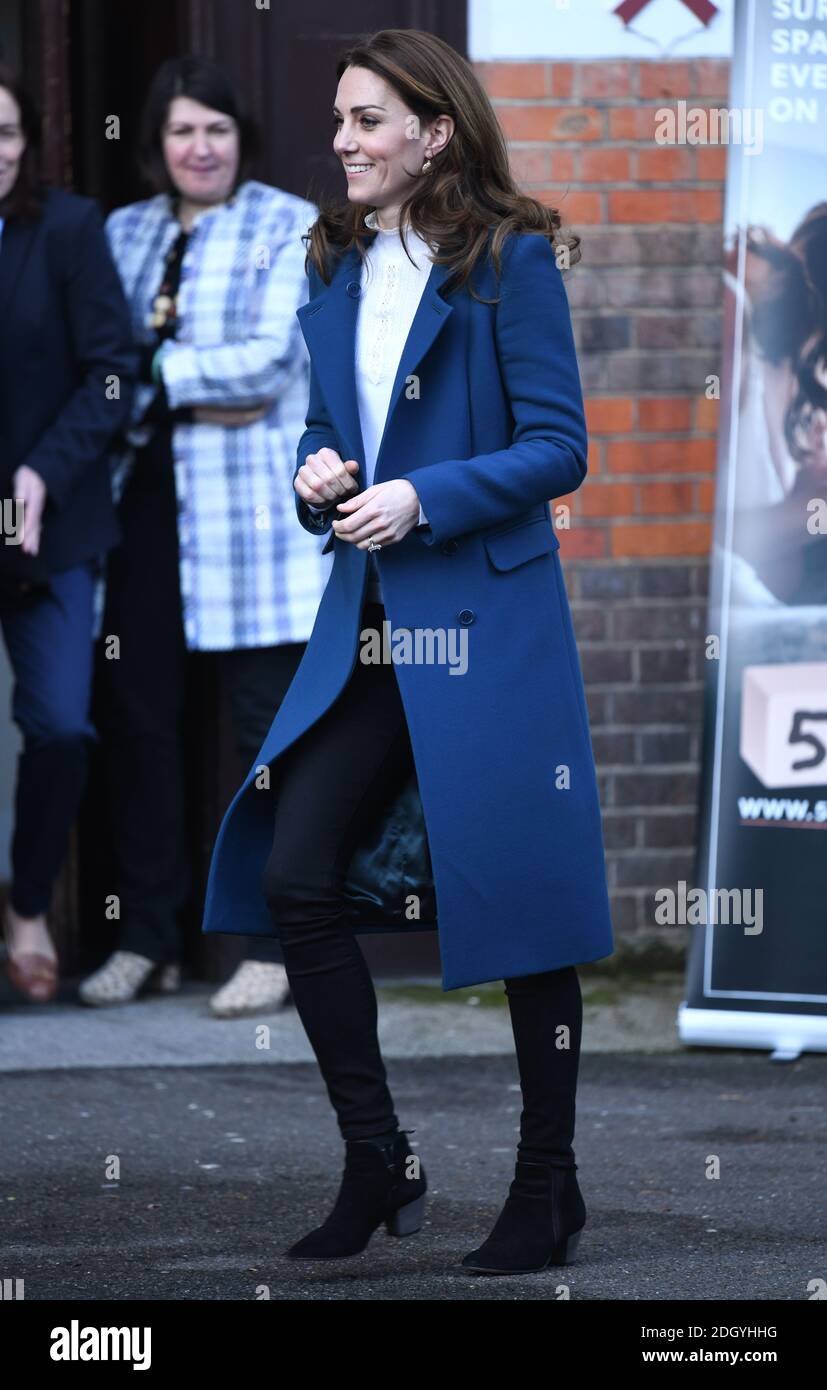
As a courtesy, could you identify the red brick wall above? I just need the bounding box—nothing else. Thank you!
[475,58,731,952]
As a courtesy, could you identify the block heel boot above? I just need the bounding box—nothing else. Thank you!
[461,1157,586,1275]
[285,1128,427,1259]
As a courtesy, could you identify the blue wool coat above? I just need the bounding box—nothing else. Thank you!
[201,227,615,989]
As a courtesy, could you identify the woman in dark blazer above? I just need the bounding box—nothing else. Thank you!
[203,29,614,1275]
[0,67,136,1002]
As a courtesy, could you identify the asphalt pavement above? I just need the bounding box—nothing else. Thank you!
[1,973,824,1301]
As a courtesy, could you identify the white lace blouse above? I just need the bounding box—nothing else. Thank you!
[357,211,435,600]
[308,211,435,603]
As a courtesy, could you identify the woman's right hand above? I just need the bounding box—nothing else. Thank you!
[294,448,360,509]
[13,465,47,556]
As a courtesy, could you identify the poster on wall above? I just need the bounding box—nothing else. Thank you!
[469,0,733,61]
[680,0,827,1055]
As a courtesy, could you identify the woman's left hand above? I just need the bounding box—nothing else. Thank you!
[12,466,47,556]
[331,480,421,549]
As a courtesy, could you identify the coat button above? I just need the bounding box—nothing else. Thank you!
[458,609,475,625]
[441,539,459,555]
[346,281,361,298]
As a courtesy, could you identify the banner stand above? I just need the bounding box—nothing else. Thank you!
[681,0,827,1054]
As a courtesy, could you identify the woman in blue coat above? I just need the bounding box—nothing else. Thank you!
[202,28,614,1274]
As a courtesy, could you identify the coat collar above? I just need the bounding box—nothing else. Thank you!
[137,179,258,238]
[296,231,454,485]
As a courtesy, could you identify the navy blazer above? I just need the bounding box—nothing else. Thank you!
[0,188,137,577]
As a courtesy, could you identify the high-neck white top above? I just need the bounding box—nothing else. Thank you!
[305,211,436,602]
[357,211,436,600]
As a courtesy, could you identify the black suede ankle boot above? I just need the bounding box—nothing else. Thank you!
[460,1157,586,1274]
[284,1128,427,1259]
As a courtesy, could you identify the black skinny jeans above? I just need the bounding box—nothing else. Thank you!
[262,599,583,1162]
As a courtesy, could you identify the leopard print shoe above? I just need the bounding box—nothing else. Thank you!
[209,960,291,1018]
[78,950,176,1007]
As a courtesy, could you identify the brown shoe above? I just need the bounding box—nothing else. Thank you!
[3,908,59,1003]
[5,950,58,1003]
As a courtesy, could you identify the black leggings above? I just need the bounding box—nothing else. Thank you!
[262,600,583,1161]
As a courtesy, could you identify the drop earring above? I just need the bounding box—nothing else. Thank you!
[421,156,433,173]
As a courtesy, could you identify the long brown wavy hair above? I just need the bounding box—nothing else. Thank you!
[305,28,579,303]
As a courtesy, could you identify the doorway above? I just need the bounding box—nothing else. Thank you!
[46,0,465,982]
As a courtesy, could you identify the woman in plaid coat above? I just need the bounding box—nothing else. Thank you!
[80,59,331,1011]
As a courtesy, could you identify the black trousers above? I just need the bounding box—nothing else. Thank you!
[262,599,583,1160]
[98,426,304,965]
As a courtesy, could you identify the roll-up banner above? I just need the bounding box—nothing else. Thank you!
[679,0,827,1056]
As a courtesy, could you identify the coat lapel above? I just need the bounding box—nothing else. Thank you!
[296,239,454,485]
[0,216,40,324]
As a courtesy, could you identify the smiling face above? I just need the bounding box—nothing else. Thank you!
[161,95,240,207]
[332,65,452,228]
[0,86,26,203]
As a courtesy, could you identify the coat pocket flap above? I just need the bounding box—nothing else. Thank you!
[483,517,560,571]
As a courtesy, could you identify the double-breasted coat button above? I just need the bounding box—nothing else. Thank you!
[346,281,361,298]
[441,539,459,555]
[458,609,476,625]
